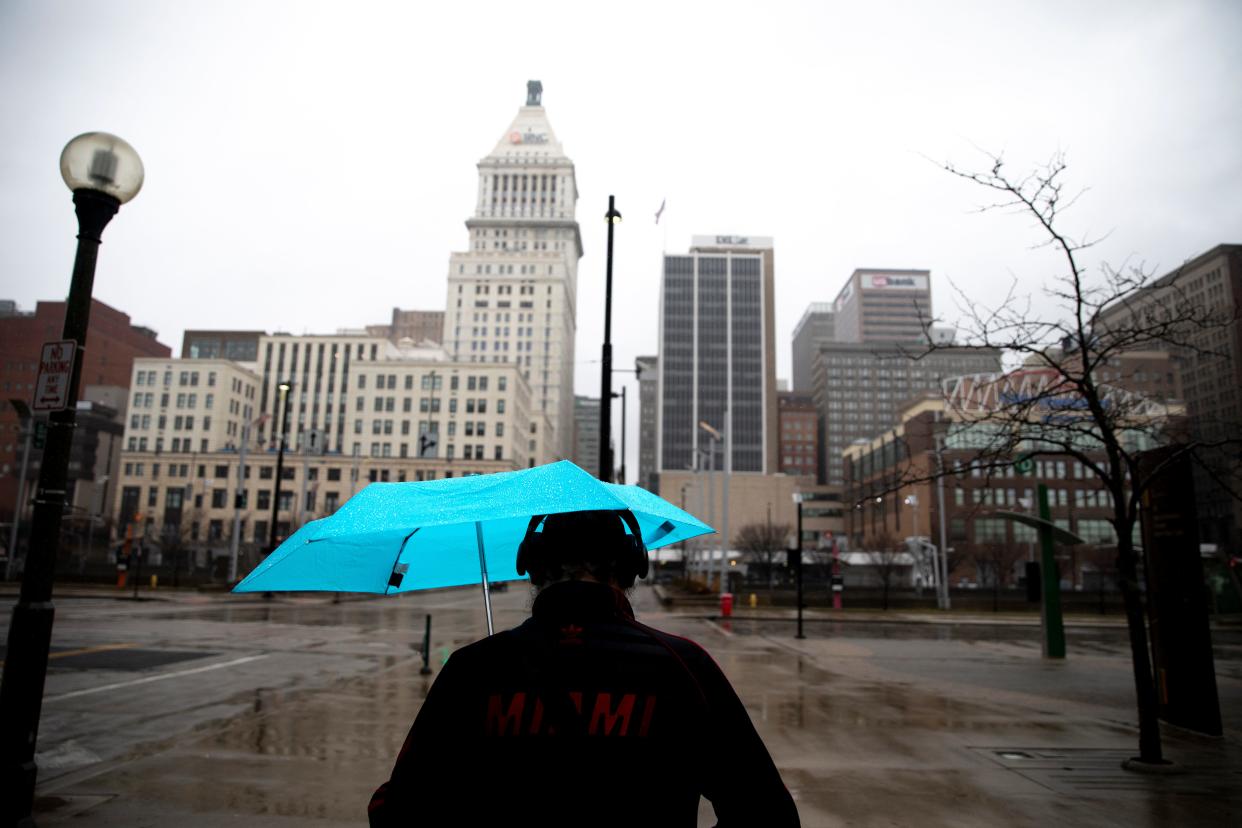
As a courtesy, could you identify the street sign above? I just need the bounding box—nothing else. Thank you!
[33,340,77,411]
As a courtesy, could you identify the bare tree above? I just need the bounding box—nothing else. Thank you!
[964,541,1026,613]
[1082,543,1119,615]
[866,533,906,611]
[898,150,1242,765]
[733,521,791,589]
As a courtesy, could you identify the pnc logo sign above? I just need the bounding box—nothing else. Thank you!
[509,130,549,145]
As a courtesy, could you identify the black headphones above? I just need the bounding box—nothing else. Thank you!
[515,509,649,585]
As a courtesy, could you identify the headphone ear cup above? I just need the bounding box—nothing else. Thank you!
[516,514,547,577]
[618,510,649,581]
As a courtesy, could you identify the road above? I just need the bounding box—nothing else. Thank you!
[2,585,1240,826]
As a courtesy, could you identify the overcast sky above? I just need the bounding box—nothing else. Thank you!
[3,0,1240,470]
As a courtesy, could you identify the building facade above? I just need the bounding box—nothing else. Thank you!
[832,269,932,344]
[1,298,170,525]
[657,235,778,478]
[812,342,1003,484]
[571,395,600,478]
[791,303,834,392]
[843,395,1154,589]
[181,330,263,361]
[1094,242,1242,552]
[777,391,818,477]
[441,80,581,463]
[112,353,533,563]
[636,355,658,491]
[366,308,446,345]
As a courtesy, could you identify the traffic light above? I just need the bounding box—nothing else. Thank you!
[32,421,48,449]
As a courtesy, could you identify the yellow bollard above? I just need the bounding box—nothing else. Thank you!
[150,574,158,589]
[749,593,757,609]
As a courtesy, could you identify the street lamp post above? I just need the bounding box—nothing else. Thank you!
[698,422,721,589]
[792,492,806,640]
[598,196,621,482]
[268,381,292,554]
[5,400,33,581]
[0,132,143,824]
[611,386,627,484]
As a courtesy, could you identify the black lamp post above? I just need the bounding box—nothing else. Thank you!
[611,385,627,484]
[268,381,292,554]
[598,195,621,482]
[792,492,806,640]
[0,132,143,825]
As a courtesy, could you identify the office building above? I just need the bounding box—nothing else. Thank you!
[791,303,834,391]
[442,80,581,463]
[832,268,932,343]
[812,341,1002,484]
[635,355,658,491]
[571,395,600,478]
[1095,242,1242,552]
[657,235,778,477]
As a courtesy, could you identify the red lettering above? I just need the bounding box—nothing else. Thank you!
[529,698,544,734]
[569,691,583,715]
[485,692,526,736]
[589,693,636,737]
[638,695,657,737]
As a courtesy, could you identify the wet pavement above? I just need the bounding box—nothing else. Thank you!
[3,584,1240,826]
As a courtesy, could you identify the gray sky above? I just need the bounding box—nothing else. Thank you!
[3,0,1240,471]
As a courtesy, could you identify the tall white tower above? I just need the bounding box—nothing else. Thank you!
[443,81,582,464]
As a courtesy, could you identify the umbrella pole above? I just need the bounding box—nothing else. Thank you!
[474,521,494,636]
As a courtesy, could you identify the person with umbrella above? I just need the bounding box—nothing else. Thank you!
[367,507,799,827]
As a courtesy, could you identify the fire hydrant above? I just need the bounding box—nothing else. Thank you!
[720,593,734,618]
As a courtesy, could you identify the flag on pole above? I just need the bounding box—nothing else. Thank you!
[654,198,666,224]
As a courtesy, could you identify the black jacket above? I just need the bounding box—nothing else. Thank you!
[369,580,799,827]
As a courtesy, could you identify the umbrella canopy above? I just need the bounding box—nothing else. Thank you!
[233,460,712,598]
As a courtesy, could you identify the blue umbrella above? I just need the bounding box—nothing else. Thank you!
[233,460,713,633]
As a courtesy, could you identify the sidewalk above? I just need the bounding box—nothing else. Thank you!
[23,584,1242,826]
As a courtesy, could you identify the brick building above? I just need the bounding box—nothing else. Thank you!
[0,298,170,524]
[777,391,818,477]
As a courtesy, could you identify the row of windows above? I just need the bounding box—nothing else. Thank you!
[355,396,502,415]
[356,373,506,393]
[355,441,503,461]
[135,369,224,389]
[129,414,213,432]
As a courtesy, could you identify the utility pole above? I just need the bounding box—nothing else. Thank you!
[598,195,621,482]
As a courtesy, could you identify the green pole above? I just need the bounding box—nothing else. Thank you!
[1038,484,1065,658]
